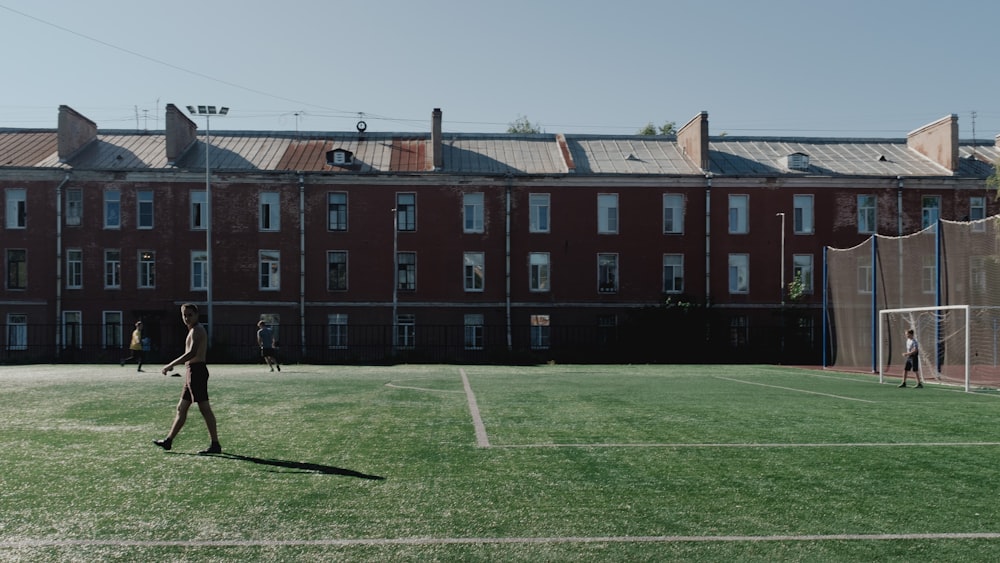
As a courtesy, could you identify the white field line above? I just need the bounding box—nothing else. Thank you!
[6,532,1000,548]
[383,382,463,393]
[460,368,490,448]
[712,375,877,402]
[492,441,1000,449]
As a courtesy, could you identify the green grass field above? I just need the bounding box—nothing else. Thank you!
[3,363,1000,562]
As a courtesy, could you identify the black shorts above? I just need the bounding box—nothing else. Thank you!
[261,347,276,357]
[905,357,918,372]
[182,362,210,403]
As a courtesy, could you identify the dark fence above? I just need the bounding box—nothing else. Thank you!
[0,308,823,366]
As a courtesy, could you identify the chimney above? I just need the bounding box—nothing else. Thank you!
[907,114,958,172]
[677,111,710,171]
[57,105,98,163]
[164,103,199,165]
[432,107,443,171]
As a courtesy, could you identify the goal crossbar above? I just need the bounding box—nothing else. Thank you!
[878,305,971,392]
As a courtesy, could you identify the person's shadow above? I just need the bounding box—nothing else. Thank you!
[200,451,385,480]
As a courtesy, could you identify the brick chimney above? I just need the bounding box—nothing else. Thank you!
[57,105,97,163]
[677,111,710,171]
[431,108,443,171]
[165,104,199,165]
[907,114,958,172]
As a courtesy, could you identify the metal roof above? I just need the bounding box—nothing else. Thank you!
[0,128,996,179]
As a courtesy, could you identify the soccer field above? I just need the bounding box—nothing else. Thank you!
[3,363,1000,562]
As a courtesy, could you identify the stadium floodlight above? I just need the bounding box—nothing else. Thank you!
[187,104,230,345]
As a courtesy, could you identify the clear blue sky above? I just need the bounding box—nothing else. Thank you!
[2,0,998,139]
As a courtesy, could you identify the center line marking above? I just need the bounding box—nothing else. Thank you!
[460,368,490,448]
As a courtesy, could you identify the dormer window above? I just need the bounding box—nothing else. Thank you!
[786,152,809,170]
[326,148,354,167]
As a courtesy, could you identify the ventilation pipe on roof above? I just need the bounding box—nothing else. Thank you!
[54,172,71,356]
[432,108,443,171]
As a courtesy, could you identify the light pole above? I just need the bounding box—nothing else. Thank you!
[391,207,398,353]
[776,212,785,305]
[186,105,229,345]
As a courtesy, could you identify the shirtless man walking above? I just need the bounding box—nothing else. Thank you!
[153,303,221,454]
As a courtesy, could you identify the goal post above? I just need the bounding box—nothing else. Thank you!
[879,305,973,390]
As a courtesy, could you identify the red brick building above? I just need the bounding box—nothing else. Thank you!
[0,106,995,364]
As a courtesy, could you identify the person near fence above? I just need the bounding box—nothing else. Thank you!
[257,320,281,372]
[899,328,923,388]
[120,321,144,372]
[153,303,221,454]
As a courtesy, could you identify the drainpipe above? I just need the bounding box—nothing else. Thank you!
[55,172,71,356]
[704,173,712,305]
[299,173,306,361]
[896,176,904,236]
[505,172,513,351]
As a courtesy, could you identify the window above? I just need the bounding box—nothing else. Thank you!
[259,250,280,290]
[6,250,26,289]
[728,253,749,294]
[104,250,121,288]
[792,254,813,294]
[6,188,26,229]
[971,196,986,232]
[104,190,121,229]
[464,314,484,350]
[464,252,485,292]
[857,255,873,294]
[921,196,940,229]
[328,192,347,231]
[729,195,748,234]
[663,194,684,234]
[598,253,618,293]
[191,251,207,291]
[397,252,416,290]
[921,255,936,294]
[598,194,618,234]
[327,251,347,291]
[328,314,348,349]
[138,251,155,288]
[529,194,550,233]
[191,190,206,230]
[597,315,618,347]
[529,253,550,292]
[63,311,82,349]
[793,195,814,234]
[663,254,683,293]
[103,311,123,349]
[66,249,83,289]
[137,190,154,229]
[970,256,988,296]
[7,314,26,351]
[260,192,280,231]
[530,314,550,349]
[66,188,83,226]
[858,195,876,234]
[464,193,484,233]
[729,316,749,347]
[397,193,416,232]
[396,314,415,349]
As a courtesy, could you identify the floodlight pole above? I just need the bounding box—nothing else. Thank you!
[187,105,229,347]
[391,207,398,353]
[776,212,785,306]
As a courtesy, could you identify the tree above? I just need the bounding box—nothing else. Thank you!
[637,121,676,136]
[507,115,543,134]
[988,161,1000,200]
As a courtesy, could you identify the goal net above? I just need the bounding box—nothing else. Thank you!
[826,215,1000,390]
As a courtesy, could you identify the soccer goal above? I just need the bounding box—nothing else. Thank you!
[878,305,1000,392]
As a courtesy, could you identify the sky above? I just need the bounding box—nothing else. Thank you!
[2,0,999,139]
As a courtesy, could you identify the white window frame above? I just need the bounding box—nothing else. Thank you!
[663,194,684,234]
[464,314,484,350]
[663,254,683,293]
[7,313,27,351]
[190,190,206,230]
[328,313,348,349]
[463,193,484,233]
[137,189,154,229]
[529,252,550,292]
[103,311,123,349]
[396,193,416,232]
[7,249,27,290]
[858,195,876,234]
[921,195,940,229]
[104,189,121,229]
[598,253,618,294]
[597,194,618,234]
[530,314,550,350]
[397,252,416,291]
[260,192,280,232]
[328,192,348,232]
[793,194,814,234]
[327,250,348,291]
[259,250,280,290]
[63,311,82,349]
[138,250,155,289]
[104,249,121,289]
[463,252,485,292]
[728,253,749,294]
[792,254,813,294]
[66,248,83,289]
[529,193,550,233]
[191,250,207,291]
[921,254,936,294]
[971,196,986,232]
[396,314,416,349]
[6,188,26,229]
[66,188,83,226]
[857,255,873,294]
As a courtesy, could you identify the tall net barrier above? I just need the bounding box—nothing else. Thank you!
[826,216,1000,389]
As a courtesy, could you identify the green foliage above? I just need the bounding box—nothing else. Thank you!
[637,121,676,136]
[786,271,806,302]
[507,115,543,134]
